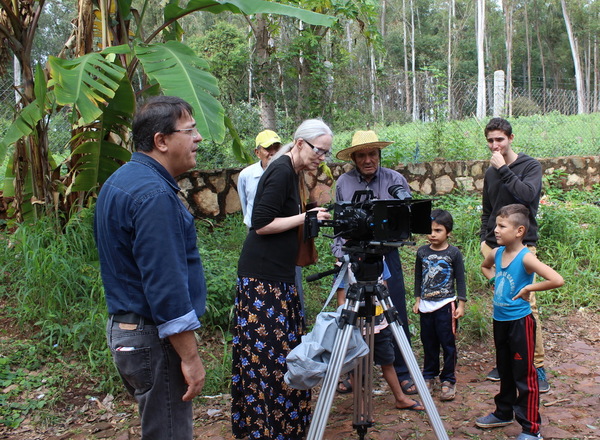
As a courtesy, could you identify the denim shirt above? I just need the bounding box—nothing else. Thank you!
[94,152,207,339]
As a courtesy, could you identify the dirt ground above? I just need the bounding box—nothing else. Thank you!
[2,309,599,440]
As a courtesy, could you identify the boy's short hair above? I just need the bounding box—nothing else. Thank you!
[484,117,512,137]
[430,209,453,233]
[497,204,530,232]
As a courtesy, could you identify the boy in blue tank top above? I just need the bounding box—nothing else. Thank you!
[475,204,564,440]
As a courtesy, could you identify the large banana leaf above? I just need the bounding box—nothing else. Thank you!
[165,0,337,27]
[225,114,253,164]
[69,76,135,192]
[47,53,127,125]
[135,41,226,143]
[0,101,43,168]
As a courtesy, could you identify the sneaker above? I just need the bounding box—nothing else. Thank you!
[425,378,436,393]
[486,367,501,381]
[515,432,544,440]
[537,367,550,393]
[475,413,514,428]
[440,381,456,401]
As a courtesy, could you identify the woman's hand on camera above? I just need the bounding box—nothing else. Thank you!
[308,207,331,221]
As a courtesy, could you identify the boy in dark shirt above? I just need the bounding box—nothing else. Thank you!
[413,209,466,401]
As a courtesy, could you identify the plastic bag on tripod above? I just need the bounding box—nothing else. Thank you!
[284,306,369,390]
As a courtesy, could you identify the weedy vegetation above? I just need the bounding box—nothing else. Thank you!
[0,180,599,429]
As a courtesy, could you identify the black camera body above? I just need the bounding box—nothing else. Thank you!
[305,188,432,245]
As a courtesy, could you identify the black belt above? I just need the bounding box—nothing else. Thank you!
[111,312,155,326]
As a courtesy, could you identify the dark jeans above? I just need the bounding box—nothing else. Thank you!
[384,248,412,382]
[420,302,457,384]
[106,318,193,440]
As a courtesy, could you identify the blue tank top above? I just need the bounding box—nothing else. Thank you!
[493,247,534,321]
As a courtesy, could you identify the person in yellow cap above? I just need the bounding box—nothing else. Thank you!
[332,130,418,395]
[238,130,282,228]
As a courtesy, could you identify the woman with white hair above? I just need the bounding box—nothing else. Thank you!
[232,119,333,440]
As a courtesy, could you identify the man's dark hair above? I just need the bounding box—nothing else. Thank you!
[132,96,194,152]
[497,204,530,232]
[430,209,453,233]
[484,117,512,138]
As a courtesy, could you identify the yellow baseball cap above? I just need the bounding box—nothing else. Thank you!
[255,130,282,149]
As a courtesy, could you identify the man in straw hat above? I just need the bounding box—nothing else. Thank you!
[332,130,418,395]
[238,129,282,228]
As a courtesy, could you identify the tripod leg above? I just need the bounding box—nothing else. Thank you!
[353,316,374,431]
[378,287,450,440]
[307,302,362,440]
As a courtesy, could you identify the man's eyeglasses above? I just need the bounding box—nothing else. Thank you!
[173,127,200,137]
[303,139,331,159]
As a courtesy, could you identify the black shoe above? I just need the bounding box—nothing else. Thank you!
[486,367,500,381]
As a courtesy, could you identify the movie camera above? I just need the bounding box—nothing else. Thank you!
[304,184,433,246]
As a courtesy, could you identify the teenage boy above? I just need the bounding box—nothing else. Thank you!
[476,204,564,440]
[480,117,550,393]
[413,209,466,401]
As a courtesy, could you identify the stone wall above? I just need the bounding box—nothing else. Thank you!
[174,155,600,219]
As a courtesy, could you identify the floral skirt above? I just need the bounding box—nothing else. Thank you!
[231,277,311,440]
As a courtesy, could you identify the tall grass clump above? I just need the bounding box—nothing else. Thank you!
[196,214,248,329]
[3,208,117,391]
[536,184,600,311]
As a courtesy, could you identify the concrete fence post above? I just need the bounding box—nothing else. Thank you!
[493,70,505,117]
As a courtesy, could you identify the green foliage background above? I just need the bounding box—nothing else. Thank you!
[1,179,599,429]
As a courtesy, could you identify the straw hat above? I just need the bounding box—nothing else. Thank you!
[335,130,392,161]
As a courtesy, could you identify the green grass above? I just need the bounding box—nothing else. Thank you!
[0,184,599,428]
[329,112,600,167]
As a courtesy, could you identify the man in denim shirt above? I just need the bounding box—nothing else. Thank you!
[94,96,207,439]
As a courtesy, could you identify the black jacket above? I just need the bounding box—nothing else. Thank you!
[480,153,542,247]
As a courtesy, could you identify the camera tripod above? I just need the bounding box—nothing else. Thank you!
[306,245,449,440]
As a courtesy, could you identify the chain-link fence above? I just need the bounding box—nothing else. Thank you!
[1,73,598,166]
[375,72,591,121]
[0,76,16,138]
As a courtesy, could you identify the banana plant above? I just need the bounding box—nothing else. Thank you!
[0,0,336,222]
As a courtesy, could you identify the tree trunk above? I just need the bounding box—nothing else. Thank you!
[447,0,454,119]
[76,0,95,56]
[592,37,600,113]
[253,14,277,129]
[523,1,532,99]
[561,0,586,114]
[534,0,547,113]
[369,43,377,119]
[3,0,51,219]
[476,0,486,119]
[380,0,386,39]
[402,0,411,114]
[410,0,417,121]
[503,0,513,116]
